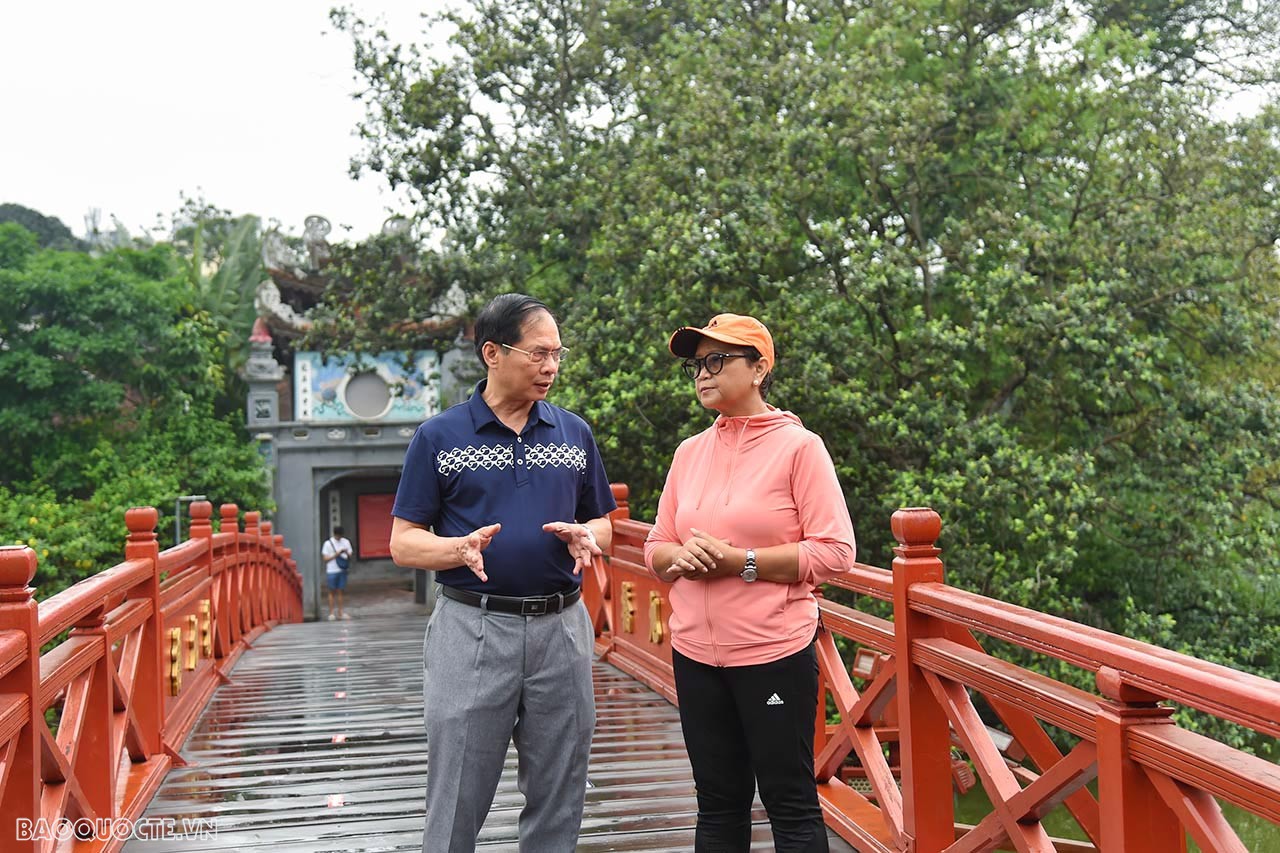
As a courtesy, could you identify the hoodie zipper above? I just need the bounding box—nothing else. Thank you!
[704,417,749,666]
[722,419,748,505]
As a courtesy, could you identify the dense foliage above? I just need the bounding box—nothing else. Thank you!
[328,0,1280,746]
[170,201,269,418]
[0,220,271,598]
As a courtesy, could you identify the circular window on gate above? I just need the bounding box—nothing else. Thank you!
[342,370,394,420]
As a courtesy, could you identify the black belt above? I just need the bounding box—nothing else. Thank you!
[440,584,580,616]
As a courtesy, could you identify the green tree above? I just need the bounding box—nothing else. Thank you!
[169,199,269,415]
[329,0,1280,712]
[0,223,220,485]
[0,223,271,595]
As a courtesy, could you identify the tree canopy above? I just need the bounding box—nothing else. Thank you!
[327,0,1280,741]
[0,220,271,597]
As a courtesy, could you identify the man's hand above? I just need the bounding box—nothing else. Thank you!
[667,527,731,579]
[543,522,602,575]
[454,523,501,582]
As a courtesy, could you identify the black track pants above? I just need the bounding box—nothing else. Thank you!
[672,642,829,853]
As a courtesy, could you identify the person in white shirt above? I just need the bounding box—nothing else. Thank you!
[322,526,354,621]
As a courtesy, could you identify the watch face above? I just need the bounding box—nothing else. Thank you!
[741,567,758,582]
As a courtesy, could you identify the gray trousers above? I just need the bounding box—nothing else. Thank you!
[422,594,596,852]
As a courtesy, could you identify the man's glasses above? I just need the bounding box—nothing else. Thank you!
[681,352,749,380]
[502,343,570,364]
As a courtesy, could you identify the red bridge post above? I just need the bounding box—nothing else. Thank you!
[0,547,39,852]
[891,507,953,852]
[220,504,242,651]
[244,512,261,635]
[128,506,166,757]
[272,533,286,622]
[1096,666,1185,852]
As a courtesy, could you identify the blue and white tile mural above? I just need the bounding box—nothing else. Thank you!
[294,351,440,422]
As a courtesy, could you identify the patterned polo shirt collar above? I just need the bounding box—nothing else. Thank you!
[466,379,555,435]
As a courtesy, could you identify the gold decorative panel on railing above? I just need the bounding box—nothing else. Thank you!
[620,581,636,633]
[185,614,199,670]
[648,591,663,644]
[168,627,183,696]
[199,599,213,657]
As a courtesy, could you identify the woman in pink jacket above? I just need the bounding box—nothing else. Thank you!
[644,313,856,852]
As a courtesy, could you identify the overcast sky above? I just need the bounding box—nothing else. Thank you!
[4,4,1271,246]
[1,2,431,241]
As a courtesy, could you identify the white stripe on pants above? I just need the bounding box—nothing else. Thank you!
[421,594,596,852]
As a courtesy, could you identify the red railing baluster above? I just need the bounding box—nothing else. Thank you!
[221,504,242,651]
[256,522,273,629]
[1096,666,1185,852]
[127,507,165,757]
[72,607,115,823]
[0,547,40,853]
[272,533,286,623]
[890,507,954,851]
[243,512,260,636]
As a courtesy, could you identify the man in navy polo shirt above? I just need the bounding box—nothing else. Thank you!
[390,293,616,853]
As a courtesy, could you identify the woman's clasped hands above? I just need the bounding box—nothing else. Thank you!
[669,527,734,580]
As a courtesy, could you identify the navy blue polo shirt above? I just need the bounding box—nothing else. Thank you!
[391,380,617,596]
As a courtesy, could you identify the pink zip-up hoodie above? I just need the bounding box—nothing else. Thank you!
[643,407,856,667]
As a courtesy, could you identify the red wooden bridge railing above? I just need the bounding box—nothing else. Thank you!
[0,501,301,852]
[580,484,1280,853]
[6,484,1274,851]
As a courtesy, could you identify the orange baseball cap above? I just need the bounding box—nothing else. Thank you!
[668,313,774,366]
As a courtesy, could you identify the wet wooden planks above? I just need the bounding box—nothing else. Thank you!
[125,604,856,851]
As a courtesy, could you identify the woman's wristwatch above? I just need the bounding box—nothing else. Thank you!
[740,548,758,582]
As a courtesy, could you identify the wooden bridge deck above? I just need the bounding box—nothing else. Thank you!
[123,583,855,852]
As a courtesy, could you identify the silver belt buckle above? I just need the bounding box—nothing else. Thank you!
[522,597,548,616]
